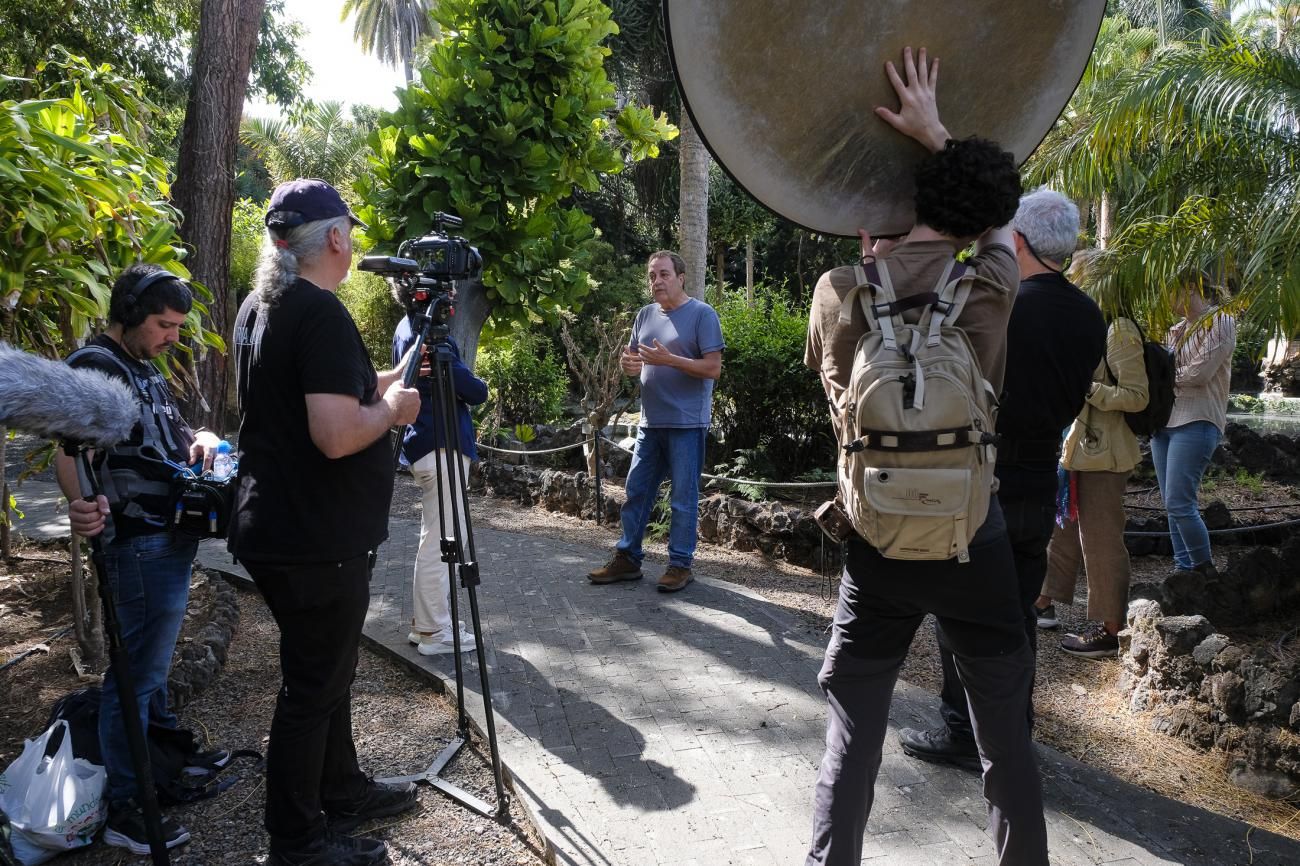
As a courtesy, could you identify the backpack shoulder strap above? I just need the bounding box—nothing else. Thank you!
[922,260,976,344]
[838,259,906,350]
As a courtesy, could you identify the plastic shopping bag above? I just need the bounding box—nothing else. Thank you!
[0,721,106,865]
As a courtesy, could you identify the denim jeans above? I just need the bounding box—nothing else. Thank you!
[617,426,707,568]
[1151,421,1221,569]
[98,531,197,804]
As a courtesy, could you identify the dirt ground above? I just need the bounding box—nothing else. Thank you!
[3,469,1299,865]
[0,536,546,866]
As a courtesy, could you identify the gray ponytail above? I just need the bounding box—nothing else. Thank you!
[253,215,351,307]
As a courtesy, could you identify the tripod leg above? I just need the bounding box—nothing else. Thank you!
[428,337,509,815]
[76,451,171,865]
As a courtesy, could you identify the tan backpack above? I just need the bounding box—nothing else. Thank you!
[833,258,1000,562]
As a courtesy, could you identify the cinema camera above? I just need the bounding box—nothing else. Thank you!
[358,211,483,324]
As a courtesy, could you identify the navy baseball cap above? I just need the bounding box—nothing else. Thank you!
[265,178,366,230]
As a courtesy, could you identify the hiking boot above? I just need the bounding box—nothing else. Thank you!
[103,800,191,855]
[416,624,477,656]
[1034,603,1059,630]
[268,830,388,865]
[897,726,981,770]
[588,552,642,584]
[1060,622,1119,659]
[657,565,693,593]
[324,779,418,833]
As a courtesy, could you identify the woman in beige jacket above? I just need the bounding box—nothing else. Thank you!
[1035,317,1148,658]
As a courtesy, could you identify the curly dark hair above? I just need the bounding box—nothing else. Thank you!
[913,137,1022,240]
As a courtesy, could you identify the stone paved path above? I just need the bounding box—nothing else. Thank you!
[12,478,1300,865]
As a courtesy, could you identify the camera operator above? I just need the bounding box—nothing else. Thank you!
[391,286,488,655]
[803,50,1047,864]
[54,263,223,855]
[230,178,421,866]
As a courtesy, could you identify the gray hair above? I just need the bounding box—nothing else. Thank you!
[253,215,351,307]
[1011,188,1079,265]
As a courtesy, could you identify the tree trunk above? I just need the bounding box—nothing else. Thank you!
[713,243,726,306]
[1098,191,1114,250]
[677,111,710,301]
[449,277,493,372]
[172,0,267,435]
[745,236,755,307]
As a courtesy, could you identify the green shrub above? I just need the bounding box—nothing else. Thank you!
[337,263,404,369]
[477,329,569,425]
[229,197,264,302]
[713,287,833,476]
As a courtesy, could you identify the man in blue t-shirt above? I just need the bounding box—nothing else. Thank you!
[588,250,725,592]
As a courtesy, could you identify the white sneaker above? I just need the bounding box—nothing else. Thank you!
[416,625,476,656]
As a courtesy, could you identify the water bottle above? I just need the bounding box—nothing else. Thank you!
[212,440,235,481]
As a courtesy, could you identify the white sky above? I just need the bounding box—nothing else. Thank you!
[244,0,408,119]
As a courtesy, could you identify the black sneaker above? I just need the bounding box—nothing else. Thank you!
[182,745,231,776]
[324,779,418,833]
[897,726,981,770]
[1034,603,1059,630]
[103,801,191,855]
[1060,622,1119,659]
[268,831,388,865]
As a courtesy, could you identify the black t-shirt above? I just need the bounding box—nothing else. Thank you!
[996,272,1106,497]
[67,334,195,539]
[229,279,393,562]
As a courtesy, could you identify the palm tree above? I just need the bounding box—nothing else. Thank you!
[1030,30,1300,339]
[240,101,371,189]
[341,0,436,82]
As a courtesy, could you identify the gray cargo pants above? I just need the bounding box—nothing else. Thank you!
[806,503,1049,865]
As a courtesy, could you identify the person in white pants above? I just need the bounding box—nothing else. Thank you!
[392,310,489,655]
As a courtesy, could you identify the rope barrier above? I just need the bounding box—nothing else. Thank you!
[1124,516,1300,538]
[595,435,837,488]
[477,434,1295,503]
[477,439,589,456]
[1125,501,1300,513]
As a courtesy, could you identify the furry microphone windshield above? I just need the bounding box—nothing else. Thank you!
[0,342,138,446]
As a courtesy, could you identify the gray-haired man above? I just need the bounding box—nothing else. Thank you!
[897,188,1107,765]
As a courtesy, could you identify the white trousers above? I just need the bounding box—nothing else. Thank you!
[411,450,471,635]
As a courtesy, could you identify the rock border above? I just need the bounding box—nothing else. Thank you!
[167,569,240,712]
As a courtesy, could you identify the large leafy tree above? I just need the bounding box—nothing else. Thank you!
[0,0,309,108]
[342,0,437,83]
[0,53,219,554]
[358,0,675,365]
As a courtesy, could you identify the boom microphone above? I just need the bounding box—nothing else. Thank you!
[0,342,138,446]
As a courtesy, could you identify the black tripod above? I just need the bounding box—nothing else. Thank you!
[380,287,508,819]
[67,444,171,865]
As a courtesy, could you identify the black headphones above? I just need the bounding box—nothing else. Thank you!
[120,269,189,327]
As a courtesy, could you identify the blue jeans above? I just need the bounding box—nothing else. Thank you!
[98,531,197,803]
[617,426,707,568]
[1151,420,1221,570]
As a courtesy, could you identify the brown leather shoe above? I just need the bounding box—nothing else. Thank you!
[588,552,642,584]
[657,565,693,593]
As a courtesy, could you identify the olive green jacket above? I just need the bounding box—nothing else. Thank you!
[1061,318,1149,473]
